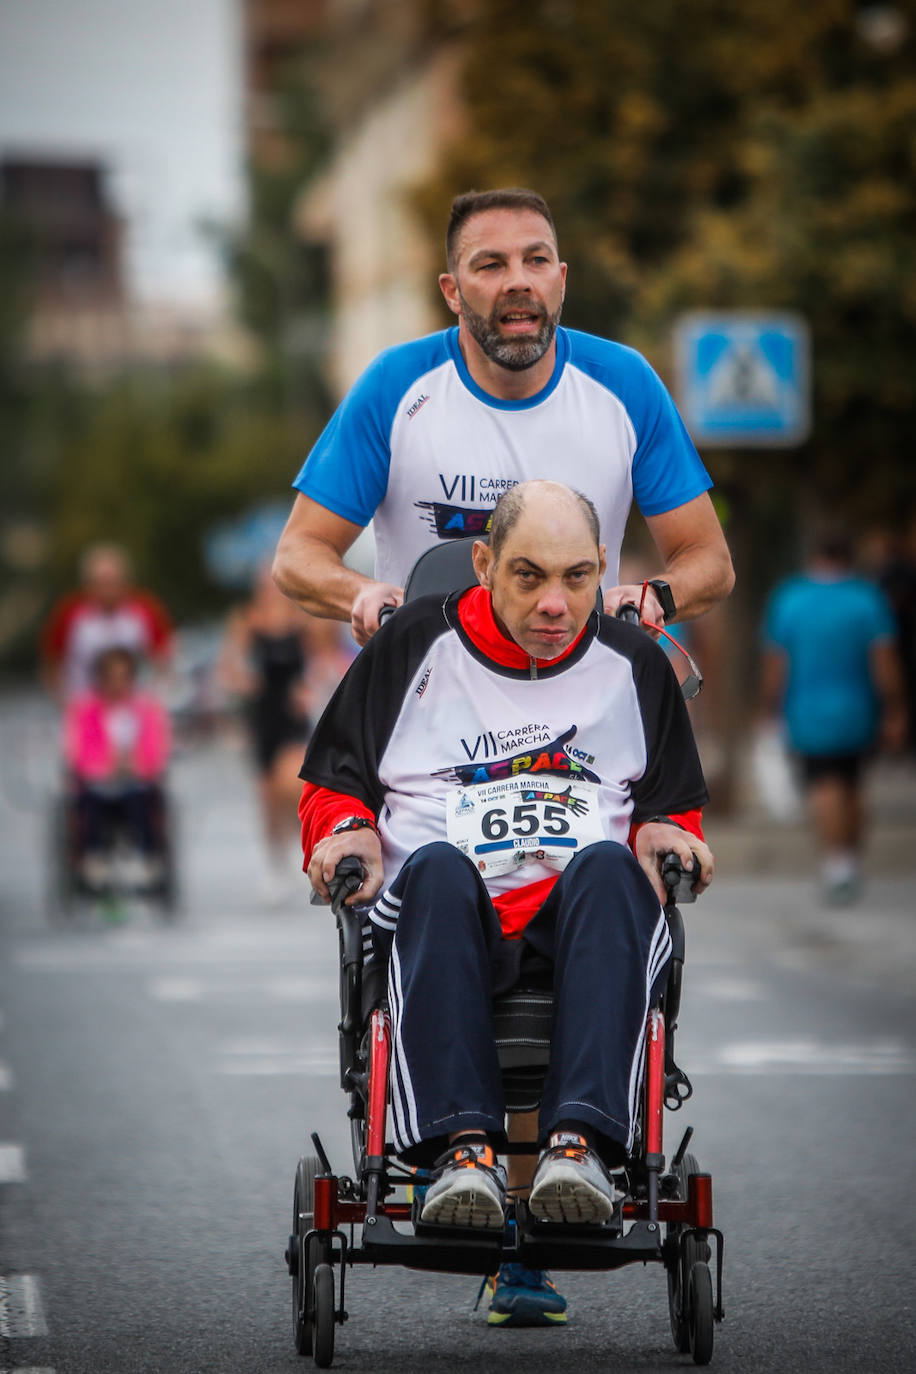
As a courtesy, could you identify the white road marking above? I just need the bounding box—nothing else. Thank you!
[216,1039,338,1076]
[148,977,206,1002]
[263,976,331,1001]
[693,976,766,1002]
[0,1144,26,1183]
[0,1061,12,1091]
[0,1274,49,1337]
[146,975,333,1004]
[691,1038,915,1074]
[16,931,335,976]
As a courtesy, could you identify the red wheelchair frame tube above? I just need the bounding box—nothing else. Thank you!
[645,1007,665,1159]
[366,1007,391,1160]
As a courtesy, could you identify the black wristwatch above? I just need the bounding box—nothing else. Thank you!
[330,816,376,836]
[647,578,677,623]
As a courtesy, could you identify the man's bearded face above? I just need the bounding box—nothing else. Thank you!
[457,287,563,372]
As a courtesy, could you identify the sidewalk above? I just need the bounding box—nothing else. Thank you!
[704,757,916,878]
[702,758,916,994]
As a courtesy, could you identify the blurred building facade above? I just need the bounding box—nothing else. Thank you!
[2,151,251,374]
[1,158,129,367]
[244,0,327,168]
[281,2,465,396]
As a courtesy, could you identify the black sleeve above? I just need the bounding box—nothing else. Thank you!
[597,618,708,820]
[298,595,450,815]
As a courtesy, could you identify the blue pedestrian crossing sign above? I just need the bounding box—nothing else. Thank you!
[674,312,810,447]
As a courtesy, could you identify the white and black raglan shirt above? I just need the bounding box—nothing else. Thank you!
[293,327,712,586]
[300,588,707,933]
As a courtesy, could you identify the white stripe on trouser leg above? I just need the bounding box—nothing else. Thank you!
[388,943,421,1151]
[374,890,401,922]
[646,917,673,989]
[369,890,401,934]
[625,910,672,1151]
[392,941,420,1144]
[386,956,409,1151]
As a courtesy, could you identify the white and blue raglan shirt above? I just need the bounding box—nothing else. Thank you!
[293,326,711,586]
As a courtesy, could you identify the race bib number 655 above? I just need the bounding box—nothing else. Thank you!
[445,774,604,878]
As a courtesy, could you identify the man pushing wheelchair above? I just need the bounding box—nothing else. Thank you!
[299,480,713,1271]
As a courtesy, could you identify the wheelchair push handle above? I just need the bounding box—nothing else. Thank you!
[327,854,366,914]
[661,850,698,905]
[616,601,641,625]
[378,603,396,627]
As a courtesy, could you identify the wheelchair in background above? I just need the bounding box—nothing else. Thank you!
[285,540,724,1366]
[48,776,179,921]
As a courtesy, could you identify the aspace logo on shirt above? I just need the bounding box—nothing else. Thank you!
[432,725,601,786]
[415,472,519,540]
[415,501,493,538]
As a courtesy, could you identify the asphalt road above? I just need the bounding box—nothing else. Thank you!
[1,693,915,1373]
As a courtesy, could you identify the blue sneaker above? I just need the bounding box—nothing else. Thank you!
[484,1264,568,1327]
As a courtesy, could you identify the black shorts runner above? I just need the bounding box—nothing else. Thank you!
[797,752,865,785]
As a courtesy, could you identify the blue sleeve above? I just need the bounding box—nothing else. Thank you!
[292,334,449,527]
[566,333,711,516]
[626,352,712,516]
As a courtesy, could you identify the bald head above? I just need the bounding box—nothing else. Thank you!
[472,482,606,659]
[488,481,600,562]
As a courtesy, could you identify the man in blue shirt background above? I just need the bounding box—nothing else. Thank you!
[760,522,906,904]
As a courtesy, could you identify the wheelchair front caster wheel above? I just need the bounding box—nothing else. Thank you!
[687,1260,714,1366]
[312,1262,335,1368]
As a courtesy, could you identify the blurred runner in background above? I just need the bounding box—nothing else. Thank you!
[219,563,350,906]
[42,543,173,699]
[760,522,907,905]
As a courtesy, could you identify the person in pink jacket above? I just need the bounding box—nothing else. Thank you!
[64,646,171,885]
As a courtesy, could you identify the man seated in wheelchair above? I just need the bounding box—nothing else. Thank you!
[63,645,172,889]
[300,479,713,1232]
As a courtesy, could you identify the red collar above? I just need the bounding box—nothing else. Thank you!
[456,585,589,669]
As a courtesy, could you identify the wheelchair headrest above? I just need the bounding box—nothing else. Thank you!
[403,538,484,603]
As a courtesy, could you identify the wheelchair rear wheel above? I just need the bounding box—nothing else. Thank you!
[46,794,79,922]
[290,1154,322,1356]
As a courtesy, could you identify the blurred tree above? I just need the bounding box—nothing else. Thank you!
[0,211,39,531]
[223,50,332,420]
[417,0,916,590]
[33,367,306,624]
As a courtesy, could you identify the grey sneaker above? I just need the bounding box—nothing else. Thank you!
[528,1131,623,1224]
[419,1141,507,1230]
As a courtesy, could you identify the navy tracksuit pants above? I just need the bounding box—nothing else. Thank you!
[369,841,672,1163]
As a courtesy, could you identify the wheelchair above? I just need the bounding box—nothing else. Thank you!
[47,775,179,920]
[285,541,725,1367]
